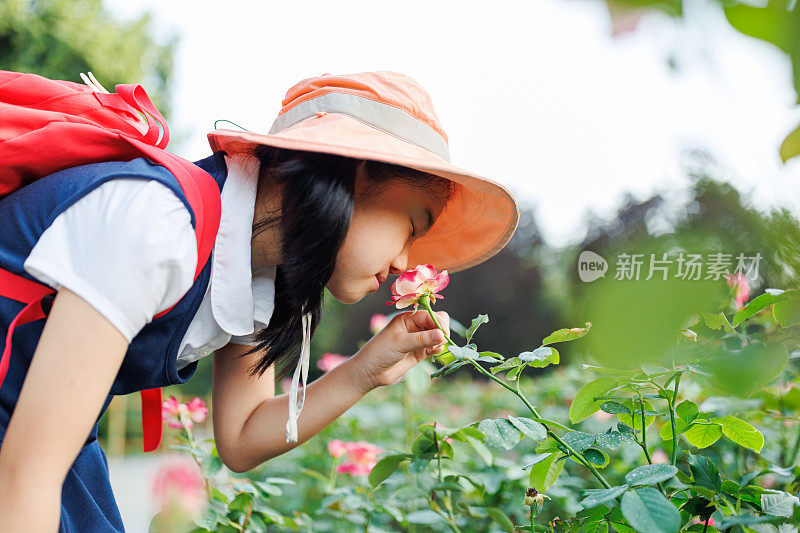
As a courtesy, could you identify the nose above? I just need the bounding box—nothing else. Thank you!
[388,244,410,276]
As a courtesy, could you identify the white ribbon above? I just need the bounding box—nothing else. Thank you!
[285,310,313,443]
[268,91,451,162]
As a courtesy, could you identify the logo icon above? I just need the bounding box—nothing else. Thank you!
[578,251,607,282]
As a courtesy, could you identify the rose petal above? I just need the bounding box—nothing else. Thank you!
[162,397,181,417]
[394,293,423,309]
[327,439,348,458]
[415,264,439,278]
[394,269,426,296]
[187,398,208,423]
[433,270,449,291]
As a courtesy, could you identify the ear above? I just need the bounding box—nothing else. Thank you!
[354,160,380,203]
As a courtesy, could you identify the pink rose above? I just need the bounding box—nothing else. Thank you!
[186,398,207,424]
[327,439,348,458]
[727,272,750,311]
[317,352,349,373]
[151,458,206,516]
[385,264,449,313]
[690,516,716,526]
[606,1,645,37]
[162,397,184,429]
[592,410,614,422]
[651,449,669,464]
[161,396,207,430]
[335,441,383,477]
[369,313,390,335]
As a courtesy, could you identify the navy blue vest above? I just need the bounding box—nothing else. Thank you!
[0,152,227,531]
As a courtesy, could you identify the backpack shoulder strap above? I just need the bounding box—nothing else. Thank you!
[0,155,220,453]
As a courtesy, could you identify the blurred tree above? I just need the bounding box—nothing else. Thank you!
[554,151,790,358]
[579,150,784,288]
[0,0,175,116]
[542,151,791,368]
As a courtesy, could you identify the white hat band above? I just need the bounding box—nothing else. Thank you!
[268,92,452,163]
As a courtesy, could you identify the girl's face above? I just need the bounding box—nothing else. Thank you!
[325,166,448,304]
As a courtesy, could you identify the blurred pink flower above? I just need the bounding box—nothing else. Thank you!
[369,313,390,335]
[605,0,644,36]
[162,397,183,429]
[280,377,293,394]
[592,410,614,422]
[162,397,207,430]
[327,439,348,458]
[151,458,206,516]
[651,449,669,464]
[317,352,349,373]
[690,516,716,526]
[385,264,449,313]
[335,441,384,477]
[186,398,207,424]
[727,272,750,310]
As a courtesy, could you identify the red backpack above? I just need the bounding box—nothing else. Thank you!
[0,70,222,452]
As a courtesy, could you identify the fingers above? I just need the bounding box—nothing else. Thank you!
[395,326,445,355]
[405,309,450,341]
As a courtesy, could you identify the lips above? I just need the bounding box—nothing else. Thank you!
[375,274,387,285]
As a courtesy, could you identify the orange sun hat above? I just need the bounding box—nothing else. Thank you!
[207,70,519,275]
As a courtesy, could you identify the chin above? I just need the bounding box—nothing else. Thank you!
[327,286,365,305]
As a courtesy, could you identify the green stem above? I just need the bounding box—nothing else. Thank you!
[789,418,800,466]
[180,410,211,498]
[421,297,456,348]
[488,363,610,485]
[363,498,371,533]
[445,516,462,533]
[433,426,443,484]
[720,313,749,344]
[637,394,667,494]
[327,456,339,493]
[529,504,535,531]
[422,300,611,489]
[638,397,653,465]
[670,372,682,466]
[483,361,611,486]
[430,500,461,533]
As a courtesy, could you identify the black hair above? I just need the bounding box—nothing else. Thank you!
[239,144,460,382]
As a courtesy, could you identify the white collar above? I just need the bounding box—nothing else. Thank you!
[209,153,310,444]
[211,153,272,336]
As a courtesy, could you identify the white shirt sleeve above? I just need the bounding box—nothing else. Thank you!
[23,177,199,343]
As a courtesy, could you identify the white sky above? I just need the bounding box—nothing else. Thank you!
[106,0,800,247]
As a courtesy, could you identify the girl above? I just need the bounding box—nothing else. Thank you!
[0,70,519,531]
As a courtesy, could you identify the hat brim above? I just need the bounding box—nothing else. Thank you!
[207,113,519,274]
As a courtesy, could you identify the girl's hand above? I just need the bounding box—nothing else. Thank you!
[351,310,450,392]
